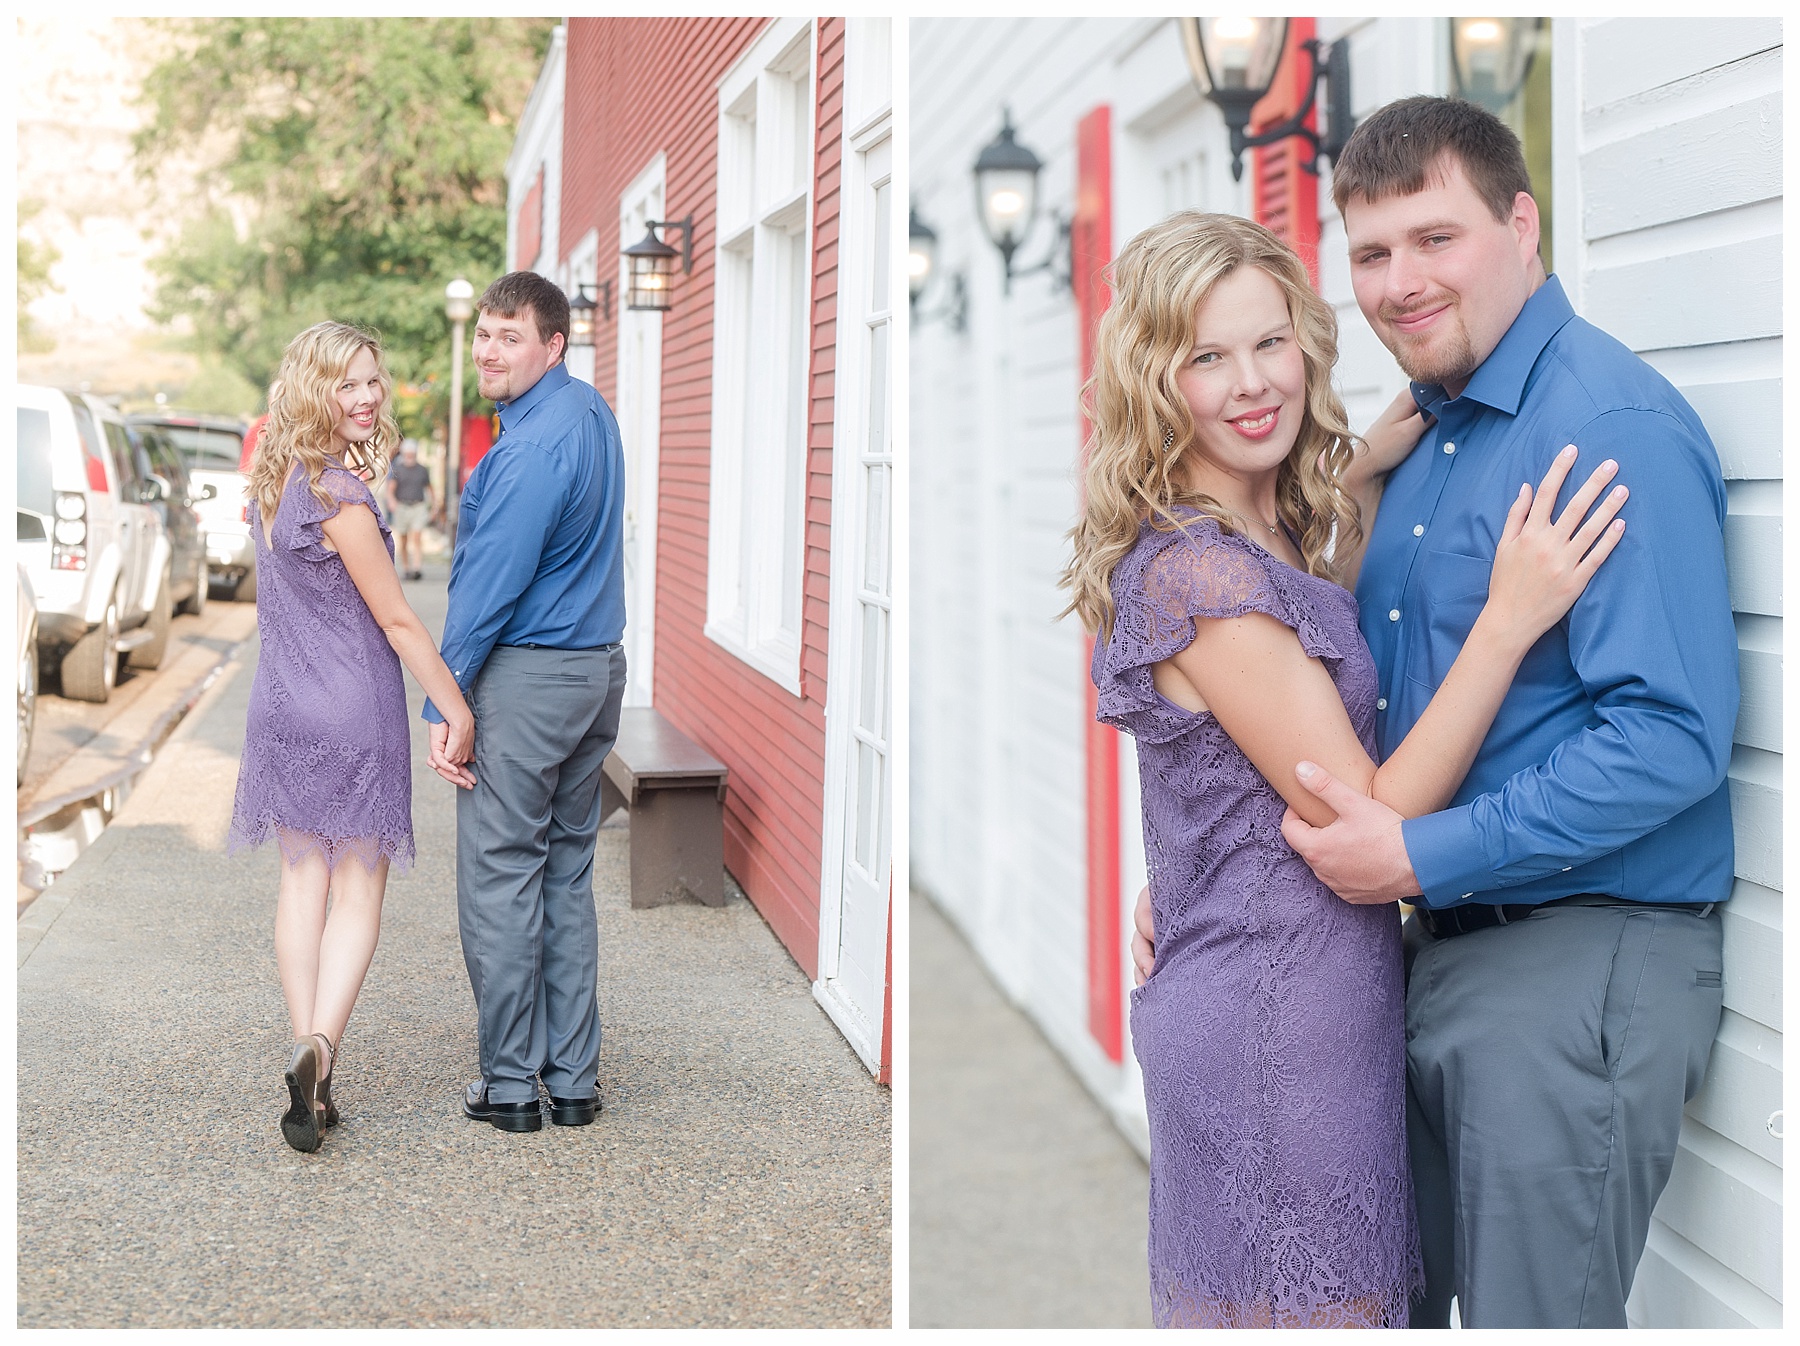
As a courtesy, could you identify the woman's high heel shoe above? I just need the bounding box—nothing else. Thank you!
[313,1032,339,1128]
[281,1038,326,1153]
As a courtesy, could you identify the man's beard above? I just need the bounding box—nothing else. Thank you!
[1381,302,1478,388]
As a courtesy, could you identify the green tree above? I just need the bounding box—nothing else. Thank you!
[134,17,554,435]
[18,198,62,352]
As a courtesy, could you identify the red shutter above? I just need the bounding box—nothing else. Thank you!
[1250,17,1320,287]
[1074,105,1123,1065]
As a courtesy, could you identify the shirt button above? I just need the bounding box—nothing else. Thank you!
[1444,442,1456,454]
[1377,697,1388,711]
[1413,524,1425,537]
[1388,609,1400,622]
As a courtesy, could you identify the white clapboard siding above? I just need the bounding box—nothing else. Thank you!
[1561,16,1784,1329]
[910,16,1159,1133]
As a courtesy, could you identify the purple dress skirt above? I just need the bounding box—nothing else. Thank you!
[1093,511,1422,1328]
[228,463,414,872]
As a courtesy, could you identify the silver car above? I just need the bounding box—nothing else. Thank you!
[16,384,174,702]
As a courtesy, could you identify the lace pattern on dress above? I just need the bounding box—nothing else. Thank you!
[227,464,415,874]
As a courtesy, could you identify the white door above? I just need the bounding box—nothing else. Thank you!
[615,158,666,708]
[816,131,893,1072]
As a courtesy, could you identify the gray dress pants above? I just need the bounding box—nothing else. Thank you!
[457,644,627,1104]
[1402,897,1724,1328]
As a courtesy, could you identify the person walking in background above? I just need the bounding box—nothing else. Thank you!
[385,438,439,581]
[1065,211,1628,1326]
[423,271,628,1135]
[228,322,476,1155]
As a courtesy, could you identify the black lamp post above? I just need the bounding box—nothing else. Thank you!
[1180,17,1354,181]
[909,208,967,333]
[622,216,693,312]
[971,111,1070,295]
[1450,17,1544,113]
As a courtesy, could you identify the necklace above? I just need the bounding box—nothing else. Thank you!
[1228,508,1281,537]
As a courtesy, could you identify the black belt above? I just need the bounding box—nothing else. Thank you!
[1414,893,1716,940]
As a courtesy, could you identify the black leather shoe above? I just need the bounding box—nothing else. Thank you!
[549,1092,600,1127]
[462,1080,542,1132]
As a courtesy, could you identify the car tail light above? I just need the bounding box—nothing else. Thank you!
[51,492,89,569]
[85,455,109,492]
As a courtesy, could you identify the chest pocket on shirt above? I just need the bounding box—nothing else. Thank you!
[1405,549,1491,692]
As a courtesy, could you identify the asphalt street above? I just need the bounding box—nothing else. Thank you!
[17,564,891,1328]
[909,890,1153,1327]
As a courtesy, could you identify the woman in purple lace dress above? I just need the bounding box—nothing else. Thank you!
[1062,214,1627,1326]
[229,321,476,1154]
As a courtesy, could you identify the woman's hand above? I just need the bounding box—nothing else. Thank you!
[1353,389,1432,481]
[1482,445,1628,650]
[428,716,477,789]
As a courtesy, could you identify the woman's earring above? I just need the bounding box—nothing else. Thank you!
[1161,426,1176,453]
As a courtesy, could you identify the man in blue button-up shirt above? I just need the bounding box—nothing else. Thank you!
[423,271,627,1135]
[1276,99,1734,1327]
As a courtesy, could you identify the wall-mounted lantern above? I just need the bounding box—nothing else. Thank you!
[1450,17,1544,113]
[971,111,1070,295]
[622,216,693,312]
[909,208,968,333]
[1179,17,1354,182]
[566,281,613,347]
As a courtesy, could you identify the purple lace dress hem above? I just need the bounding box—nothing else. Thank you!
[1093,510,1422,1329]
[228,463,415,873]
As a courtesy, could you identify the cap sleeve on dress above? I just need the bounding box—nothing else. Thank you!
[1093,515,1342,743]
[284,465,385,561]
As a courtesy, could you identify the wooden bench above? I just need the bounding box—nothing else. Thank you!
[600,707,729,909]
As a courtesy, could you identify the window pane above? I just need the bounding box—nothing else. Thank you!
[863,463,888,595]
[869,179,891,314]
[857,600,885,736]
[854,739,878,871]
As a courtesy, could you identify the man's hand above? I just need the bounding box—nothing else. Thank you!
[1280,760,1420,904]
[429,719,477,789]
[1131,884,1155,986]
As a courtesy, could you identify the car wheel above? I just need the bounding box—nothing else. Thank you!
[178,551,208,616]
[18,624,37,785]
[60,593,120,704]
[128,566,174,670]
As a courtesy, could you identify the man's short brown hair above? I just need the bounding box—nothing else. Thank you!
[1330,95,1533,223]
[476,271,571,350]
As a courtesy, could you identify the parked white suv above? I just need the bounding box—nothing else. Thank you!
[15,384,176,702]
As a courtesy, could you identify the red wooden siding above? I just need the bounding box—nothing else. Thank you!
[1250,16,1321,285]
[561,18,835,977]
[1073,104,1122,1064]
[515,165,544,271]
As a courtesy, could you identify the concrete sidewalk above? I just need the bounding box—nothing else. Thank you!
[909,891,1151,1327]
[17,567,890,1328]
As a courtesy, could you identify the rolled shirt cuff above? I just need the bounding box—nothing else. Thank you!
[1401,805,1491,909]
[421,699,445,725]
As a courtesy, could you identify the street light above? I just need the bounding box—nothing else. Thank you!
[1179,16,1354,181]
[1450,17,1543,112]
[444,276,474,552]
[971,111,1070,295]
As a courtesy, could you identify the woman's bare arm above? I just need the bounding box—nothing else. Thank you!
[319,500,476,787]
[1162,449,1628,827]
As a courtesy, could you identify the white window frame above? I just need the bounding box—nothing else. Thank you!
[704,17,817,695]
[815,15,895,1071]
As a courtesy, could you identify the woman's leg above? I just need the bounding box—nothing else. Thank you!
[309,852,390,1049]
[274,845,333,1040]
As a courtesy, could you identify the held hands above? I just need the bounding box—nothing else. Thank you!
[1484,445,1628,649]
[429,715,478,789]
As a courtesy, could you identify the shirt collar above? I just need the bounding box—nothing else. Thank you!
[1409,273,1576,419]
[496,361,571,432]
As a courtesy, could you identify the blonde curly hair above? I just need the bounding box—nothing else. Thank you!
[250,321,400,541]
[1060,211,1364,638]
